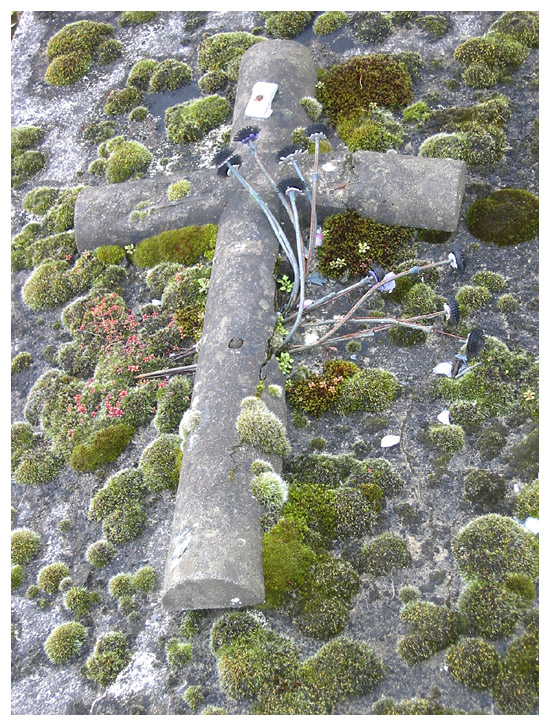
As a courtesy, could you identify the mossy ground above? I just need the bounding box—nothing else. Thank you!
[12,9,538,717]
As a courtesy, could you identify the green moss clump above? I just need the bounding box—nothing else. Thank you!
[337,106,404,153]
[300,96,323,121]
[104,86,144,116]
[286,360,359,417]
[508,426,538,481]
[437,336,537,420]
[94,245,125,266]
[262,11,314,38]
[13,447,63,487]
[237,396,290,458]
[153,376,192,434]
[88,158,106,176]
[426,424,465,455]
[134,225,216,267]
[472,270,507,292]
[167,179,191,200]
[200,706,228,715]
[83,120,116,144]
[129,106,148,122]
[39,186,83,236]
[126,58,159,91]
[447,637,501,690]
[11,529,41,566]
[373,696,468,715]
[466,189,538,246]
[70,422,135,472]
[198,70,229,94]
[416,13,450,38]
[37,562,70,594]
[389,281,441,346]
[498,293,519,313]
[398,601,465,665]
[183,685,204,710]
[301,637,384,708]
[491,622,538,714]
[64,586,101,619]
[166,639,193,668]
[515,479,538,520]
[104,137,152,183]
[419,129,505,166]
[11,223,42,271]
[217,626,300,701]
[313,11,347,36]
[337,368,398,415]
[11,422,37,472]
[145,262,184,296]
[139,434,182,492]
[210,610,266,656]
[197,32,263,76]
[97,38,123,64]
[12,565,24,590]
[131,566,156,592]
[319,209,414,274]
[11,126,46,188]
[86,539,115,568]
[45,20,113,85]
[399,584,420,603]
[285,452,403,498]
[23,187,59,215]
[47,20,113,59]
[252,471,288,512]
[291,557,360,639]
[462,468,507,510]
[316,54,413,125]
[489,11,538,49]
[165,95,231,143]
[12,125,43,149]
[44,621,87,663]
[452,514,538,583]
[361,532,412,577]
[403,100,432,125]
[351,11,393,43]
[454,28,531,88]
[27,584,40,599]
[120,11,158,26]
[46,49,92,86]
[85,631,131,686]
[109,573,134,599]
[89,468,146,545]
[149,59,192,92]
[11,352,32,375]
[262,519,316,609]
[457,579,527,640]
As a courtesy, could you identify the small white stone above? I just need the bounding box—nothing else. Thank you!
[433,361,453,377]
[378,271,396,293]
[524,517,540,535]
[381,435,400,448]
[514,483,521,494]
[151,299,162,306]
[230,597,242,605]
[304,329,319,346]
[437,410,451,425]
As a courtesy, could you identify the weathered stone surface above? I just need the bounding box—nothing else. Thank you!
[74,170,226,252]
[74,144,466,254]
[346,151,466,232]
[162,40,317,611]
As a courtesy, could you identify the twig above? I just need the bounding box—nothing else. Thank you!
[134,364,197,381]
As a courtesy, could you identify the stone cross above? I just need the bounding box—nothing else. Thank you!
[74,40,466,611]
